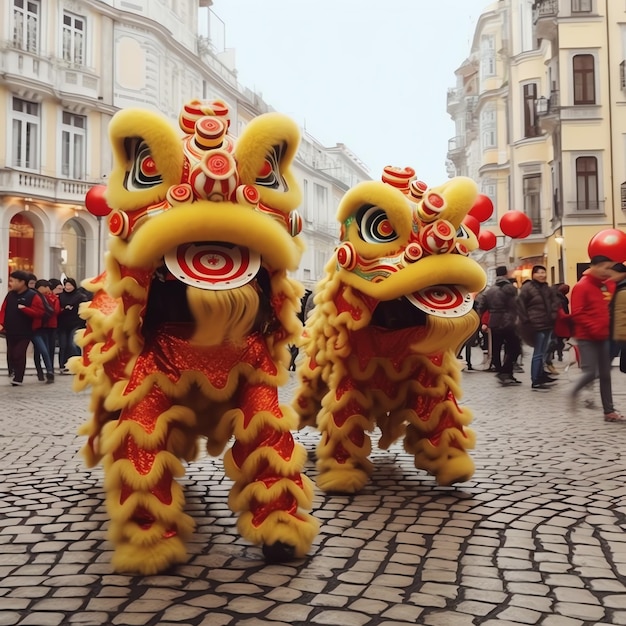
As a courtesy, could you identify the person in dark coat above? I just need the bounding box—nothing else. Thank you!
[57,277,89,373]
[517,265,559,390]
[0,270,46,385]
[479,266,521,385]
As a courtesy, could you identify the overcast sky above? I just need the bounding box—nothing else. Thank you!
[207,1,489,185]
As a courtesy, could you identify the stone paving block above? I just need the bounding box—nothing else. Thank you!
[555,602,606,621]
[310,609,370,625]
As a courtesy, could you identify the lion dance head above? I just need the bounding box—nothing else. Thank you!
[294,166,487,492]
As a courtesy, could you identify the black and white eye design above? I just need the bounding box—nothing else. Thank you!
[256,143,287,191]
[357,204,398,244]
[124,138,162,191]
[456,225,472,240]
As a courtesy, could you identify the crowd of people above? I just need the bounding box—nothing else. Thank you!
[0,271,90,386]
[472,256,626,422]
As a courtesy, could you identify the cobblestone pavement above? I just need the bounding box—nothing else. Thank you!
[1,348,626,626]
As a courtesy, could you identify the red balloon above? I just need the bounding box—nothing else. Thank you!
[478,229,497,251]
[500,211,532,239]
[518,219,533,239]
[468,194,494,223]
[85,185,112,217]
[587,229,626,262]
[462,215,480,237]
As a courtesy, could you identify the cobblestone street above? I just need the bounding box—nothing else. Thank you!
[1,349,626,626]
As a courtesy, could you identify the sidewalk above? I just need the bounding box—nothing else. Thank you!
[1,351,626,626]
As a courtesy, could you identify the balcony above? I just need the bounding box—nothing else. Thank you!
[0,168,91,205]
[533,0,558,41]
[447,87,462,110]
[448,136,466,154]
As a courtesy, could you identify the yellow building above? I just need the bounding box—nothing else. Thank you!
[448,0,626,288]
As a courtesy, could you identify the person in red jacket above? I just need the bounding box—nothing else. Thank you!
[0,270,46,386]
[34,279,60,383]
[570,255,623,422]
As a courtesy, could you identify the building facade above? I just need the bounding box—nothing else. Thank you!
[0,0,369,298]
[448,0,626,288]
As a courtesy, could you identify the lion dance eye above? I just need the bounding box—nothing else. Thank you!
[126,139,162,191]
[357,205,397,244]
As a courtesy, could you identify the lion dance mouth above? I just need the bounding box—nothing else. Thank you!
[73,98,318,575]
[293,166,487,493]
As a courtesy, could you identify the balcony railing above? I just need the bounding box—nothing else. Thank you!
[0,168,92,204]
[448,136,465,153]
[533,0,558,19]
[565,200,605,215]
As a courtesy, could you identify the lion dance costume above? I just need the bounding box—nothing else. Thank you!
[294,168,486,493]
[73,99,319,575]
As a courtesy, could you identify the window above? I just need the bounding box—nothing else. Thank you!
[313,183,327,218]
[13,0,40,53]
[571,0,592,12]
[573,54,595,104]
[302,179,310,221]
[480,35,496,79]
[61,112,86,179]
[523,175,541,232]
[523,83,540,138]
[12,97,40,170]
[480,106,497,149]
[575,156,599,210]
[62,12,85,65]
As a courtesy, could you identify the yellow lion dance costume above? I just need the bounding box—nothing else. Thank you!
[294,167,486,493]
[74,99,318,575]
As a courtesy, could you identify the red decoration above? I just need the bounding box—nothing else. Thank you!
[468,194,494,223]
[462,215,480,237]
[499,211,532,239]
[478,230,497,251]
[85,185,112,217]
[587,228,626,262]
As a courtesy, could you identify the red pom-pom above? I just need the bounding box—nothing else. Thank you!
[587,229,626,262]
[85,185,112,217]
[478,230,497,251]
[500,211,532,239]
[468,194,494,223]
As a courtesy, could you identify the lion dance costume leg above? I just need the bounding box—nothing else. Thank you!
[295,168,488,492]
[73,99,318,574]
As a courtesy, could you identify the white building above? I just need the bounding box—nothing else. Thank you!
[0,0,370,297]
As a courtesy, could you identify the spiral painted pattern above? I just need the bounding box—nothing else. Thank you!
[164,243,261,290]
[407,285,473,318]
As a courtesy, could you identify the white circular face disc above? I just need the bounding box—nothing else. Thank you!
[406,285,474,318]
[164,242,261,290]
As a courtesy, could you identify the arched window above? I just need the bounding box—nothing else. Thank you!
[8,213,35,279]
[573,54,595,104]
[60,218,87,281]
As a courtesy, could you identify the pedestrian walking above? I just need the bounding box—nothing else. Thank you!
[569,255,623,422]
[546,283,572,368]
[0,270,46,386]
[57,277,88,373]
[517,265,559,391]
[479,266,521,385]
[33,279,60,384]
